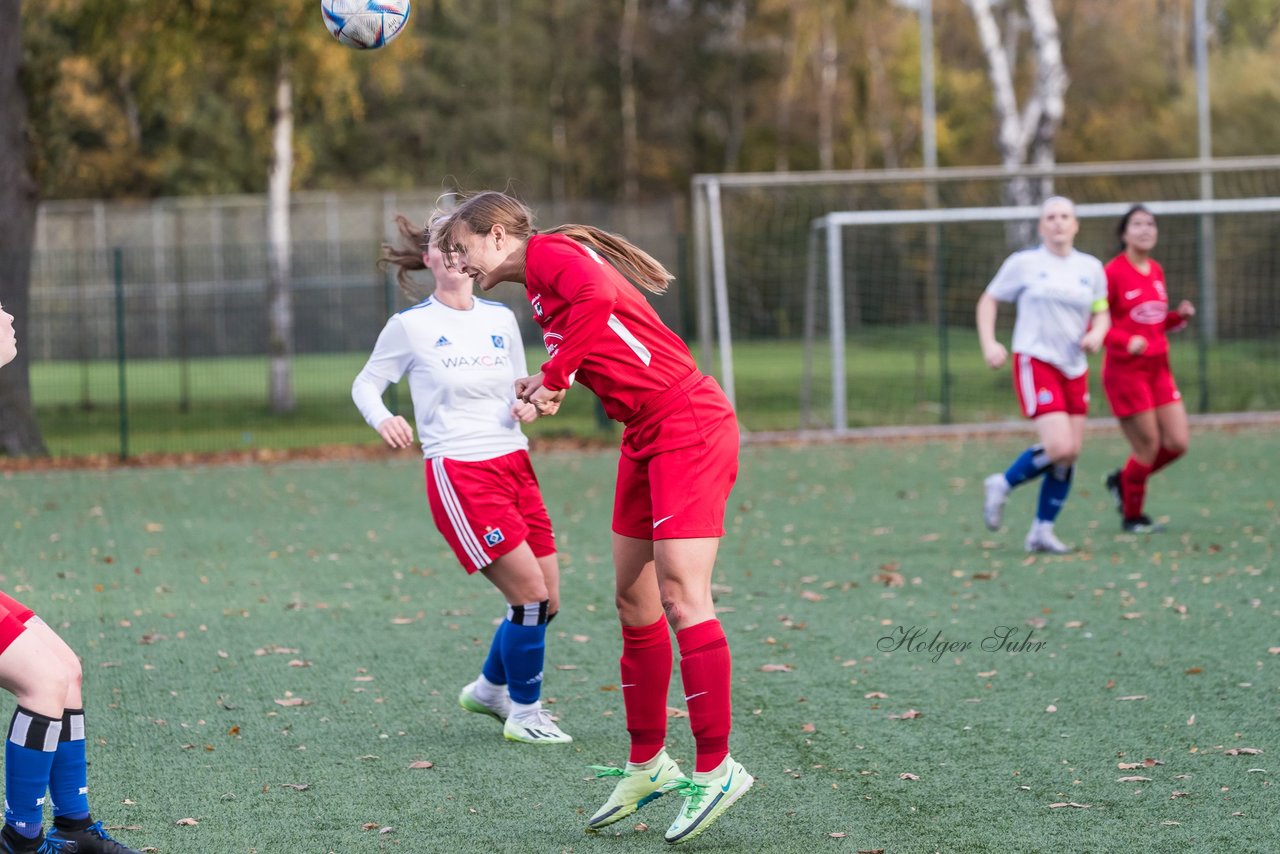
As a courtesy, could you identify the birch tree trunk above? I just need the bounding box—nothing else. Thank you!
[0,0,48,456]
[967,0,1068,243]
[267,52,295,415]
[816,3,838,171]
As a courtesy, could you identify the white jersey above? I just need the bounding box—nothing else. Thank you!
[352,296,529,461]
[985,246,1107,378]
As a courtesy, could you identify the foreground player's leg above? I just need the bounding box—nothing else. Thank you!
[589,538,681,828]
[984,444,1051,530]
[458,620,511,722]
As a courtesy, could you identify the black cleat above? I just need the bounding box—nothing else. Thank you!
[46,821,139,854]
[0,826,77,854]
[1122,514,1166,534]
[1104,470,1124,514]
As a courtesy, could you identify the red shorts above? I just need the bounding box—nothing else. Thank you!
[614,373,740,541]
[1103,351,1182,419]
[1012,353,1089,418]
[0,591,35,656]
[424,450,555,574]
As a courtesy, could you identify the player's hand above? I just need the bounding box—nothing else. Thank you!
[981,340,1008,370]
[512,401,539,423]
[529,385,565,417]
[1176,300,1196,319]
[514,373,544,402]
[376,415,415,449]
[1081,329,1106,354]
[1126,335,1148,355]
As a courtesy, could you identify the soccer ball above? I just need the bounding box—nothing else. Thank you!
[320,0,411,50]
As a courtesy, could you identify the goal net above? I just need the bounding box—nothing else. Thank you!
[691,157,1280,434]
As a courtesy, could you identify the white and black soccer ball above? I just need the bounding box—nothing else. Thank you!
[320,0,411,50]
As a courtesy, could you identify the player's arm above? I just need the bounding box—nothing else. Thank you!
[352,317,415,447]
[975,293,1007,369]
[1102,272,1135,351]
[506,314,541,423]
[538,261,617,392]
[1081,299,1111,354]
[1165,299,1195,331]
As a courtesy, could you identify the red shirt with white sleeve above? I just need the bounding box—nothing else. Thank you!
[524,233,697,424]
[1103,254,1187,359]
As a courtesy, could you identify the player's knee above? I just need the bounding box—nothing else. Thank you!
[1163,437,1188,458]
[1044,441,1078,466]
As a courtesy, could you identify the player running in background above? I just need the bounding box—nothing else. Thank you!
[352,217,571,745]
[0,304,144,854]
[976,197,1111,554]
[1101,205,1195,533]
[431,191,752,845]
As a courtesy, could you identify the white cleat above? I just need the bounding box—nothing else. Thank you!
[1025,524,1072,554]
[503,705,573,744]
[983,473,1010,531]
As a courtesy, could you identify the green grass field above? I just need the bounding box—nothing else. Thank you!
[28,332,1280,457]
[1,428,1276,852]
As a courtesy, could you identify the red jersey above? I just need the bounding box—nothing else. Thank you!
[524,234,697,424]
[1103,254,1187,359]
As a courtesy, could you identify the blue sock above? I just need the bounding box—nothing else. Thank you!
[480,619,508,686]
[1004,444,1051,488]
[5,707,62,839]
[49,709,90,822]
[500,601,549,705]
[1037,464,1074,522]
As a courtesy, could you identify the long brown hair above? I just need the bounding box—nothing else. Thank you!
[432,191,673,294]
[377,213,433,300]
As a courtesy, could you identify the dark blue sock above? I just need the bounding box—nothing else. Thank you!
[500,601,549,705]
[1037,464,1074,522]
[1004,444,1051,488]
[480,619,507,686]
[49,709,90,822]
[5,707,62,839]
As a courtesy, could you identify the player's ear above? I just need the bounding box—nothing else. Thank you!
[491,223,506,248]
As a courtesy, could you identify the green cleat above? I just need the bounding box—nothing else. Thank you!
[662,755,753,845]
[586,749,684,830]
[458,679,509,723]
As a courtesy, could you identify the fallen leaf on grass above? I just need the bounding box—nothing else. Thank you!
[1047,802,1091,809]
[1116,695,1147,702]
[1224,748,1262,756]
[175,818,199,826]
[555,664,578,671]
[1117,776,1152,782]
[800,590,824,602]
[1268,647,1280,655]
[760,664,794,672]
[280,783,310,791]
[1045,705,1057,713]
[888,709,921,720]
[1122,612,1142,620]
[633,822,648,832]
[864,691,889,699]
[390,617,418,625]
[408,761,434,769]
[274,697,310,707]
[828,832,846,838]
[873,571,904,587]
[899,773,919,780]
[666,706,689,719]
[801,723,816,733]
[1170,791,1190,799]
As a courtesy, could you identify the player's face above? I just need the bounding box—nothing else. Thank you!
[451,225,510,291]
[1123,211,1158,253]
[0,303,16,368]
[1039,202,1078,253]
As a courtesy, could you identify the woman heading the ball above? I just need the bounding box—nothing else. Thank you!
[431,191,752,845]
[977,196,1110,554]
[1101,205,1194,533]
[353,217,571,745]
[0,305,144,854]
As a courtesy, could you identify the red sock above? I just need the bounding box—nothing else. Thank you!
[1121,456,1152,519]
[676,619,732,773]
[620,616,672,764]
[1150,445,1184,475]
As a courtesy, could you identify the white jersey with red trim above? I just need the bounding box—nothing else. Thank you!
[524,233,697,424]
[984,245,1107,379]
[352,296,529,461]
